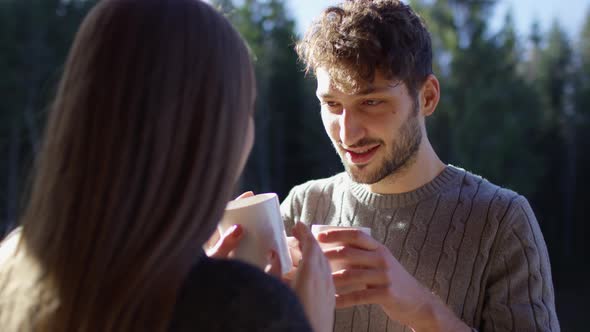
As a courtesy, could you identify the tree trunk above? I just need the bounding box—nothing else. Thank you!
[562,84,576,259]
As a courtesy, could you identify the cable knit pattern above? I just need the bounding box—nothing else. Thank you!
[281,165,560,332]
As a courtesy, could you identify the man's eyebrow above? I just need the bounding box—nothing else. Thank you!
[355,86,386,95]
[316,92,335,99]
[316,81,402,99]
[356,81,402,95]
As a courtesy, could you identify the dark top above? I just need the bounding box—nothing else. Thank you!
[170,253,312,332]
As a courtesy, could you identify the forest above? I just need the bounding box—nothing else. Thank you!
[0,0,588,329]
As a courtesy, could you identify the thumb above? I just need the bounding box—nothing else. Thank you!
[235,191,255,200]
[208,225,243,258]
[292,222,314,255]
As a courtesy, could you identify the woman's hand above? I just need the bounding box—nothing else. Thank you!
[205,191,254,258]
[289,222,335,332]
[205,191,283,280]
[206,224,243,258]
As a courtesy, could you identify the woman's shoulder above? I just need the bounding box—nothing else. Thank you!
[170,256,312,332]
[0,228,22,266]
[0,228,57,331]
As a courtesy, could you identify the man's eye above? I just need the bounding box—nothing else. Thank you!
[325,101,338,107]
[363,100,382,106]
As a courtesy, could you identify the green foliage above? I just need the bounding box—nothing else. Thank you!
[0,1,585,328]
[572,8,590,258]
[421,1,589,293]
[414,0,546,195]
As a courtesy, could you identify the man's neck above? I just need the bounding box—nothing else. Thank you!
[367,138,445,195]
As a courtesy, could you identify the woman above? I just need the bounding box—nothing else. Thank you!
[0,0,334,331]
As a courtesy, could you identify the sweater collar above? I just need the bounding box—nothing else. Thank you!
[348,165,465,209]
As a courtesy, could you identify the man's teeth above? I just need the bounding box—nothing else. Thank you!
[353,147,373,153]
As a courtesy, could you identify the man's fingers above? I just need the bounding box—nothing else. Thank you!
[335,288,386,308]
[323,245,384,268]
[207,224,243,258]
[332,269,389,290]
[317,228,378,250]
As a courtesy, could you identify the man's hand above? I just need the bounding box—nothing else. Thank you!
[318,229,471,332]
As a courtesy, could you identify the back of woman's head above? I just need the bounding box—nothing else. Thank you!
[15,0,255,330]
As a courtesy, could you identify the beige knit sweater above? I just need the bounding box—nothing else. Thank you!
[281,165,559,332]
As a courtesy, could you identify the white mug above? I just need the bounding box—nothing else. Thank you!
[218,193,292,273]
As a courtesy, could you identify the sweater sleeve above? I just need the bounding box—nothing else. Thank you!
[480,196,560,331]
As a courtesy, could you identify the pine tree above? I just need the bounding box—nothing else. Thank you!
[572,7,590,263]
[0,0,97,235]
[535,21,576,260]
[212,0,331,198]
[414,0,545,196]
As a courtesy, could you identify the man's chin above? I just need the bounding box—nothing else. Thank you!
[344,164,380,184]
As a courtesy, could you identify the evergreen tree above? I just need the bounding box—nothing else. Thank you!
[213,0,335,198]
[536,22,576,260]
[572,7,590,265]
[0,0,97,235]
[413,0,545,196]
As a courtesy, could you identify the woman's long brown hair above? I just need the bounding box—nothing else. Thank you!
[18,0,255,330]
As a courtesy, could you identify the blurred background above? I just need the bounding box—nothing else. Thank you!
[0,0,588,330]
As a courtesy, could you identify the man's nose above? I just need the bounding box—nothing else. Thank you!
[339,108,365,147]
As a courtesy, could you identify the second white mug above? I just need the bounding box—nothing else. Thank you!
[311,224,372,294]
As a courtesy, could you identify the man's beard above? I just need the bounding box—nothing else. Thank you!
[337,104,422,184]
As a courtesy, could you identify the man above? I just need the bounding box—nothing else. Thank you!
[281,1,560,331]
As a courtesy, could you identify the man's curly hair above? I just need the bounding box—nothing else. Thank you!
[296,0,433,97]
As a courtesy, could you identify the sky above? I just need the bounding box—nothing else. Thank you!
[288,0,590,41]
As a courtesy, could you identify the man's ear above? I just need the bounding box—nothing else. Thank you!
[419,75,440,117]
